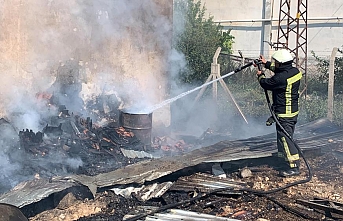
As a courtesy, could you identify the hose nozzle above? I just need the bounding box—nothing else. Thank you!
[254,59,263,71]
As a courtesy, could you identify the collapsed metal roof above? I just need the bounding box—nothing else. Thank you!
[0,118,342,208]
[0,178,80,208]
[92,118,343,187]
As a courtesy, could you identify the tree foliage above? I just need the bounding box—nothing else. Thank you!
[311,48,343,94]
[173,0,234,84]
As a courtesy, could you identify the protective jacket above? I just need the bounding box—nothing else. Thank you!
[257,61,302,118]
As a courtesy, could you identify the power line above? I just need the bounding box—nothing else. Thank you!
[308,3,343,44]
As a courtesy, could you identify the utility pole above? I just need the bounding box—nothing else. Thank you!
[275,0,308,94]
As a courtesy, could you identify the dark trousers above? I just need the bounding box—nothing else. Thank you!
[276,115,299,169]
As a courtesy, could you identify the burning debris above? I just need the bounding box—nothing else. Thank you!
[152,136,195,152]
[0,117,342,221]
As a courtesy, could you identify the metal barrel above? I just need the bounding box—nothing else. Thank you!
[0,203,28,221]
[119,110,153,149]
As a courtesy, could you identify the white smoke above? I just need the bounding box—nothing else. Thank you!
[0,0,173,192]
[0,0,173,123]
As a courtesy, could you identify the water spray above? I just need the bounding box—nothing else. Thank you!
[143,61,255,113]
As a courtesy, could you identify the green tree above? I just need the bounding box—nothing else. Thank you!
[173,0,234,84]
[311,48,343,94]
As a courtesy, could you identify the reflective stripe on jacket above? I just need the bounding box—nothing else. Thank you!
[258,61,302,117]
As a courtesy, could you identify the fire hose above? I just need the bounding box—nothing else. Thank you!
[248,60,313,195]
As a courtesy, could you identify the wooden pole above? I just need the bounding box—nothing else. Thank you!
[218,78,248,124]
[194,73,214,103]
[212,63,219,100]
[194,47,221,103]
[327,47,338,121]
[193,47,248,124]
[212,47,221,100]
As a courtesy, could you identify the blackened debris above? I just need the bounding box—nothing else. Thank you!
[18,109,148,177]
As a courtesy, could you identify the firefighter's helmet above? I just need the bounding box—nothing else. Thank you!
[272,49,293,63]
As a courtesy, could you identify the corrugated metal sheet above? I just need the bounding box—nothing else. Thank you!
[0,178,78,208]
[94,119,343,187]
[111,182,173,201]
[112,173,244,202]
[120,148,158,159]
[170,173,246,194]
[124,208,240,221]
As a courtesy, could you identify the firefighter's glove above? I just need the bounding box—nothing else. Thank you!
[266,116,275,126]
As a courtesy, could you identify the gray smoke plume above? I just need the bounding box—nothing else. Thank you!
[0,0,173,192]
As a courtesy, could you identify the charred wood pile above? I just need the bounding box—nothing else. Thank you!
[16,105,200,178]
[18,106,149,177]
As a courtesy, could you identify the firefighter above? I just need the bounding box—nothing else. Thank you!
[256,49,302,177]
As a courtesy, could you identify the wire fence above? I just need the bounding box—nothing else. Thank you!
[227,55,331,94]
[307,56,328,78]
[222,54,343,125]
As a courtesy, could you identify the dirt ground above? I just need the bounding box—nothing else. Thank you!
[28,142,343,221]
